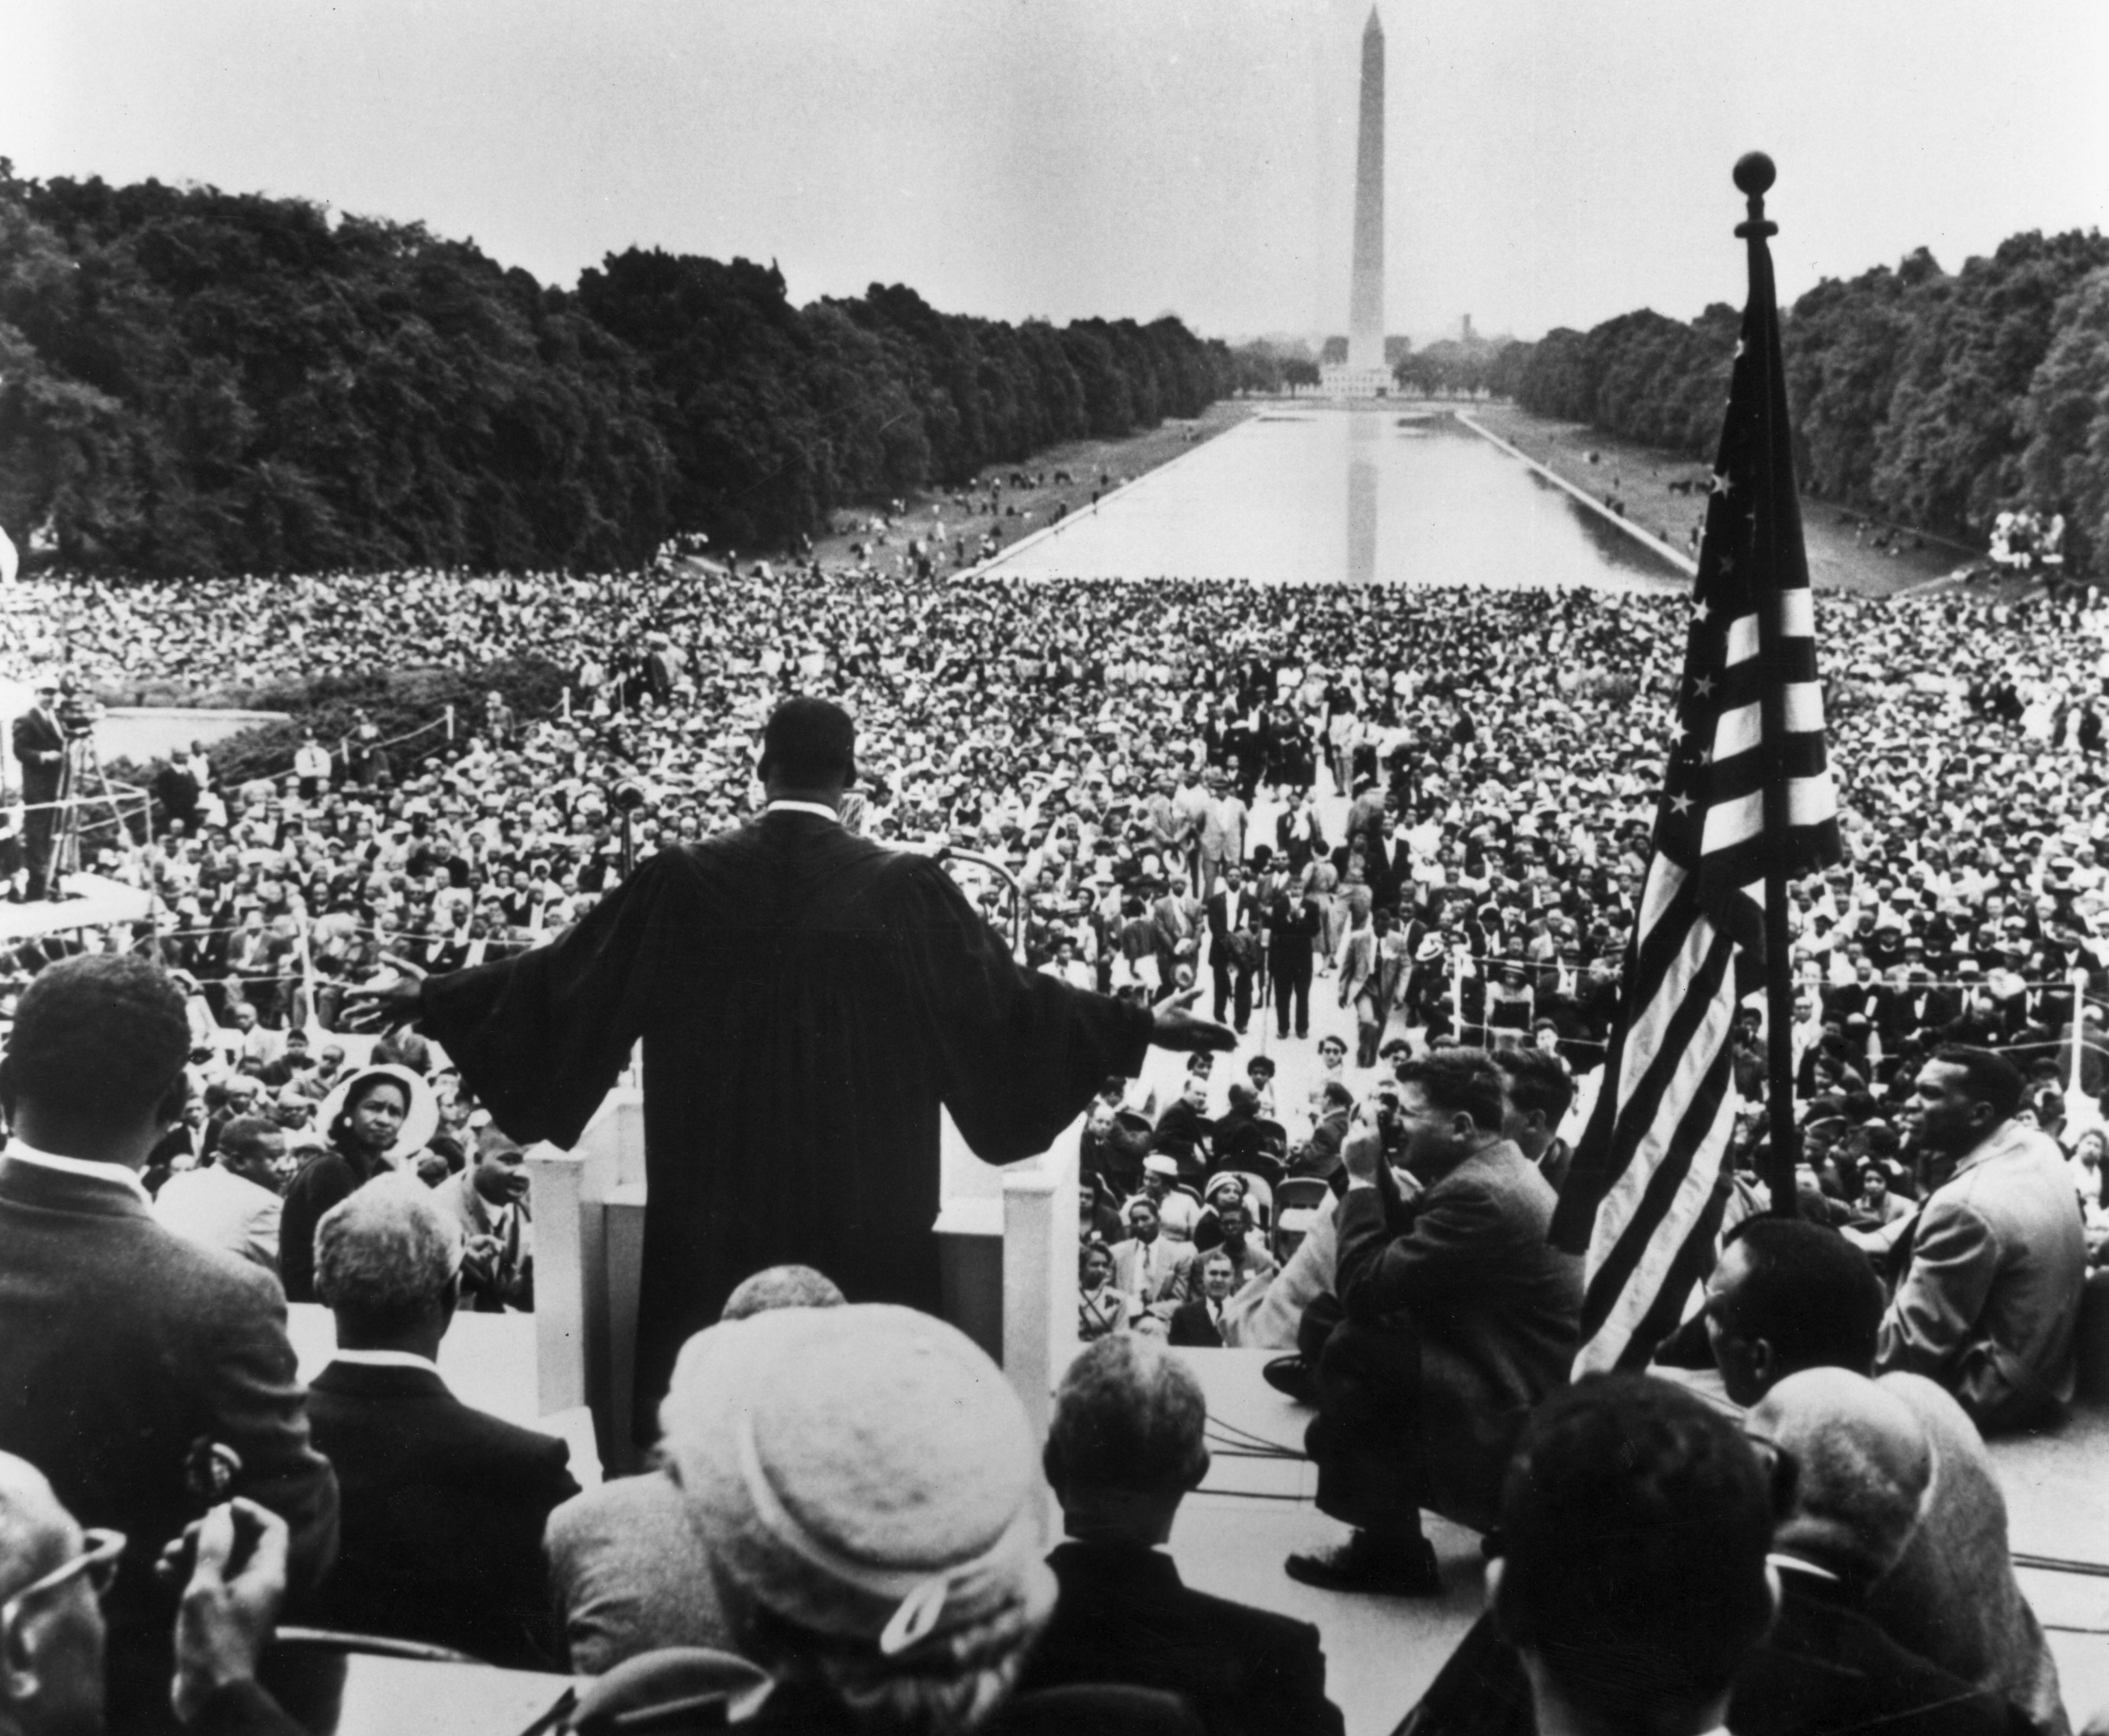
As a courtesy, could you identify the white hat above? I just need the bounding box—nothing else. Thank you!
[315,1062,441,1162]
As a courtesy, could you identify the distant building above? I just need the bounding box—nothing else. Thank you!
[1321,10,1391,400]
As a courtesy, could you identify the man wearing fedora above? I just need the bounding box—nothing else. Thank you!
[11,676,66,900]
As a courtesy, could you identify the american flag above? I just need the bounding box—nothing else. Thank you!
[1549,171,1841,1374]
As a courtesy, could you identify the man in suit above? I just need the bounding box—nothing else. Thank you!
[1168,1249,1237,1347]
[306,1182,579,1667]
[1110,1196,1195,1332]
[1877,1046,2085,1435]
[1205,863,1256,1032]
[1288,1051,1582,1595]
[11,679,66,899]
[1022,1335,1345,1736]
[152,1114,284,1274]
[0,957,338,1729]
[1153,872,1204,993]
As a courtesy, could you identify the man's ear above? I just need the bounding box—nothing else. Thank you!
[1,1603,47,1704]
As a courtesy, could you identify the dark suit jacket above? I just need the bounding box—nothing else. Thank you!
[1334,1143,1582,1531]
[305,1358,579,1668]
[0,1157,338,1718]
[10,705,64,800]
[1020,1541,1344,1736]
[1167,1298,1227,1347]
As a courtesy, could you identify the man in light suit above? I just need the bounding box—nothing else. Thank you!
[152,1115,284,1274]
[307,1182,578,1668]
[1111,1196,1194,1333]
[0,957,337,1730]
[1876,1046,2085,1436]
[11,679,66,899]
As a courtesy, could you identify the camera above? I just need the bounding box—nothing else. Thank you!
[57,690,100,740]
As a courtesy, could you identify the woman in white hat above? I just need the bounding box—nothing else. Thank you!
[278,1062,438,1302]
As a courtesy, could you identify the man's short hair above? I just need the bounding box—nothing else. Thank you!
[720,1264,847,1321]
[1495,1047,1574,1125]
[759,697,856,789]
[1495,1373,1776,1726]
[1718,1217,1883,1377]
[217,1115,281,1165]
[1043,1336,1209,1496]
[1929,1046,2025,1125]
[1320,1080,1356,1113]
[1395,1049,1507,1134]
[314,1183,461,1334]
[0,956,189,1126]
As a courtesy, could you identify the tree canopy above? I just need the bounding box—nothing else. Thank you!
[0,163,1234,576]
[1501,228,2109,574]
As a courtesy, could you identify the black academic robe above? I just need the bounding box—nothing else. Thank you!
[419,810,1153,1434]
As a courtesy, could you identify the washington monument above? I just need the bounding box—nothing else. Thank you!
[1347,8,1385,371]
[1325,8,1390,396]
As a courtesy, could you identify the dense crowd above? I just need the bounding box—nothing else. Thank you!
[4,547,2109,1735]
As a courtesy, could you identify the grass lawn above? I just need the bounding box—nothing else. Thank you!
[805,398,1254,572]
[1465,399,1978,598]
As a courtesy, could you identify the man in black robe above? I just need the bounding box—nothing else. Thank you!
[357,698,1233,1434]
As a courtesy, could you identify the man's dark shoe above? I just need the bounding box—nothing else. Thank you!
[1262,1354,1318,1405]
[1285,1532,1441,1596]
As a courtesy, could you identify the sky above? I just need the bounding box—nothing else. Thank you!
[5,0,2106,346]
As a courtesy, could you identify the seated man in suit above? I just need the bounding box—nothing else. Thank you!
[0,956,338,1731]
[1876,1047,2084,1435]
[1021,1335,1344,1736]
[1110,1194,1195,1333]
[1487,1373,2022,1736]
[1289,1051,1581,1595]
[307,1182,579,1667]
[1168,1249,1238,1347]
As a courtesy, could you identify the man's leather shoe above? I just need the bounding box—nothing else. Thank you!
[1285,1532,1441,1596]
[1262,1354,1318,1405]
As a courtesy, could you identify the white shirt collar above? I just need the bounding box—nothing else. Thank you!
[764,800,840,823]
[3,1139,152,1206]
[330,1347,447,1386]
[1768,1552,1841,1583]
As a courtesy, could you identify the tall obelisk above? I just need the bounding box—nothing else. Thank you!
[1346,8,1385,373]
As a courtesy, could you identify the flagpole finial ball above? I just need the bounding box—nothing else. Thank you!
[1733,153,1776,197]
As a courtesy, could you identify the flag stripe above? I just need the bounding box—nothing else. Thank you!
[1555,192,1843,1374]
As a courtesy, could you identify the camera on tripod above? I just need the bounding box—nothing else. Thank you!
[55,689,100,740]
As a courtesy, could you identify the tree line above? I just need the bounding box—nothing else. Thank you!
[1502,228,2109,576]
[0,163,1236,576]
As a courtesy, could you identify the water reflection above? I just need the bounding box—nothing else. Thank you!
[1347,414,1377,586]
[992,411,1687,591]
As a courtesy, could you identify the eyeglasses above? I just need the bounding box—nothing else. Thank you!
[1,1530,125,1629]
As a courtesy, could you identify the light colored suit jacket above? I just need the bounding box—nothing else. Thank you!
[153,1163,282,1274]
[1876,1119,2085,1432]
[1111,1234,1194,1319]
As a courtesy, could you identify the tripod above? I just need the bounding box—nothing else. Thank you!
[39,726,135,896]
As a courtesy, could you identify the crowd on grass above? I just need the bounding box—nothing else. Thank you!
[3,551,2109,1734]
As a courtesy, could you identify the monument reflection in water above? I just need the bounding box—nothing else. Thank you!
[990,411,1687,591]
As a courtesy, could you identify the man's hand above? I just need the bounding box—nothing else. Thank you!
[171,1499,287,1725]
[1341,1105,1384,1186]
[339,956,428,1031]
[1149,986,1236,1054]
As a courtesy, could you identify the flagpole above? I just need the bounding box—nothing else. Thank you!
[1735,152,1802,1220]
